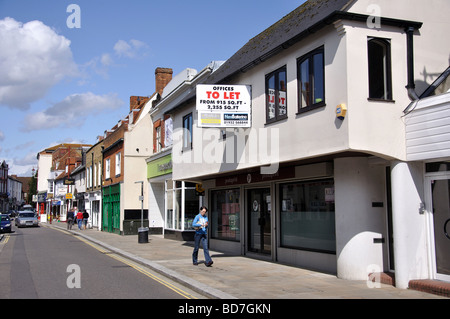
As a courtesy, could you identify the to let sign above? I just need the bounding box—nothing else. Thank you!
[196,84,252,128]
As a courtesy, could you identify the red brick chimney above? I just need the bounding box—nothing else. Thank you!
[130,96,150,112]
[155,67,173,95]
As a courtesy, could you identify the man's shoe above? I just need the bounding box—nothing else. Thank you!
[193,262,198,265]
[206,261,214,267]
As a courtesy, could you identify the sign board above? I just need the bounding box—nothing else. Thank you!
[64,178,75,185]
[196,84,251,128]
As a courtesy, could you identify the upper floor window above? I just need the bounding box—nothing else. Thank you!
[266,66,287,123]
[105,158,110,179]
[115,152,121,176]
[368,38,392,101]
[155,126,162,153]
[297,47,325,113]
[183,113,193,150]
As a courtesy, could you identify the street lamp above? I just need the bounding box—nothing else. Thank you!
[135,181,148,243]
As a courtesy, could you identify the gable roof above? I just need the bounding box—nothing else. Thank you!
[167,0,422,110]
[206,0,353,84]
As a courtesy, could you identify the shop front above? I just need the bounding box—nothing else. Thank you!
[147,152,204,240]
[207,162,338,273]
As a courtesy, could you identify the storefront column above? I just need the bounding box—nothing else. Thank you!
[390,161,428,288]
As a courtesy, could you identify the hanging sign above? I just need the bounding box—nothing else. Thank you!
[196,84,252,128]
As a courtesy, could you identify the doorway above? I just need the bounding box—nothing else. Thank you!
[426,174,450,282]
[247,188,271,255]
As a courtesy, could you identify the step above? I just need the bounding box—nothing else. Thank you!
[409,279,450,298]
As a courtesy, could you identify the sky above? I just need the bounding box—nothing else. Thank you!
[0,0,305,176]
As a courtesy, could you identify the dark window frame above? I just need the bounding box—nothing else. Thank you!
[265,66,288,124]
[297,46,326,114]
[182,113,193,151]
[367,37,393,101]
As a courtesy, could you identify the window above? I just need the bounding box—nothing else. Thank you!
[368,38,392,100]
[266,66,287,123]
[115,152,121,176]
[182,113,193,150]
[298,47,325,112]
[105,158,110,179]
[210,189,240,241]
[96,162,99,186]
[280,179,335,253]
[165,180,200,231]
[155,126,162,152]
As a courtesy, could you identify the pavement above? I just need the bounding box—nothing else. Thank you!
[41,222,447,299]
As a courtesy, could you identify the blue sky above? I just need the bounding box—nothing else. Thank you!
[0,0,305,176]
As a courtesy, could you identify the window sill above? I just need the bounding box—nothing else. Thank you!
[367,98,395,103]
[265,115,288,126]
[296,102,326,115]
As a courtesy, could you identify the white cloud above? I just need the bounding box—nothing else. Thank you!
[0,17,78,110]
[22,92,124,131]
[113,39,148,59]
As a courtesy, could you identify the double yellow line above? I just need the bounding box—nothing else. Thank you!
[1,234,10,244]
[49,226,198,299]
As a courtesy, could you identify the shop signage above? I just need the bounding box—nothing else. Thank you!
[65,193,73,199]
[147,154,172,179]
[195,184,205,196]
[196,84,252,128]
[64,178,75,185]
[37,192,47,203]
[216,166,295,187]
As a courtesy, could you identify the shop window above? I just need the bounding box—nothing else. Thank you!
[266,66,287,123]
[210,189,240,241]
[165,180,200,231]
[368,38,392,100]
[297,47,325,113]
[280,179,336,253]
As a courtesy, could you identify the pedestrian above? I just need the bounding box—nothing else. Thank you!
[76,209,83,230]
[192,206,213,267]
[67,208,74,230]
[83,210,89,229]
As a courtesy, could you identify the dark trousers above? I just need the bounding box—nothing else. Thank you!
[192,233,212,264]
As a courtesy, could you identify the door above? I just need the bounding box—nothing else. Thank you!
[428,177,450,281]
[247,188,271,255]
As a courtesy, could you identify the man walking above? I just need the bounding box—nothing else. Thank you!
[67,208,74,230]
[192,206,213,267]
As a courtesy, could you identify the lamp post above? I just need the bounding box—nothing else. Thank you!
[135,181,148,243]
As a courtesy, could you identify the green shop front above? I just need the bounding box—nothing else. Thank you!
[102,183,121,234]
[147,152,204,241]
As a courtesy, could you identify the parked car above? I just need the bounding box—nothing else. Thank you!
[1,214,12,233]
[15,211,39,228]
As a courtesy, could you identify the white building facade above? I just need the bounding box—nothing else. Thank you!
[165,0,450,289]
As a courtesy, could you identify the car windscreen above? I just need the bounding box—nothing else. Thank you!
[19,213,35,218]
[1,215,10,221]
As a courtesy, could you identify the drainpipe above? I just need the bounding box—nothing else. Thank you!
[405,26,419,101]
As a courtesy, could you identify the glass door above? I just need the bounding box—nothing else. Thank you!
[247,188,271,255]
[428,177,450,281]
